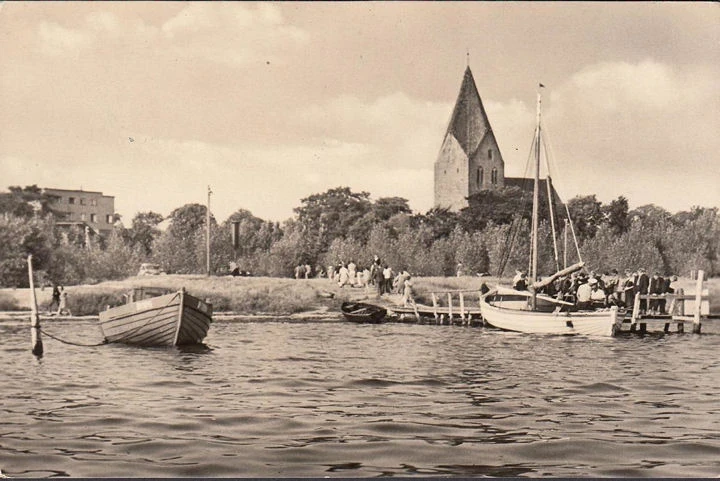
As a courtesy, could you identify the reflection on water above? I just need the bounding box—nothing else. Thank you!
[0,318,719,477]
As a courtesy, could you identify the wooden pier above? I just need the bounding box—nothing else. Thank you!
[384,289,484,325]
[624,270,709,334]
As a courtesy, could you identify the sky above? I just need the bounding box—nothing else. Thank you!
[1,2,718,223]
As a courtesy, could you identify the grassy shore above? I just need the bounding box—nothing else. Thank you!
[1,274,717,317]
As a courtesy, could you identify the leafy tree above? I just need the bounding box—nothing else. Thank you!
[372,197,411,221]
[0,215,54,287]
[0,185,60,219]
[294,187,372,255]
[153,203,216,274]
[567,195,603,240]
[413,207,459,242]
[601,196,630,236]
[129,211,164,256]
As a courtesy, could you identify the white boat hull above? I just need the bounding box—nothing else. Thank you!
[480,292,622,337]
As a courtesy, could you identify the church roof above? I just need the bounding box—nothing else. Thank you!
[504,176,564,206]
[444,66,494,157]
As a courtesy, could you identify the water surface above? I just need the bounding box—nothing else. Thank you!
[1,318,719,477]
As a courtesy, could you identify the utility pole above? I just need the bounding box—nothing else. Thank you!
[206,185,212,276]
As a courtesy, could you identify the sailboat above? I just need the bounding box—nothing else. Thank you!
[480,87,623,336]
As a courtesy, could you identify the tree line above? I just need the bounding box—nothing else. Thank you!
[1,184,717,287]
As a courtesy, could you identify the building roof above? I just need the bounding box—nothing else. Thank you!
[42,187,114,198]
[444,66,494,157]
[504,176,564,206]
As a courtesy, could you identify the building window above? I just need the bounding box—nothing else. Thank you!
[80,213,86,221]
[91,199,97,206]
[106,214,113,224]
[477,167,484,186]
[90,213,97,223]
[488,149,493,160]
[491,168,498,185]
[68,197,75,205]
[80,198,86,205]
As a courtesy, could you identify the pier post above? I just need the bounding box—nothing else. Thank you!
[447,293,453,324]
[693,270,704,334]
[431,293,439,323]
[459,292,466,324]
[27,255,43,357]
[630,292,641,332]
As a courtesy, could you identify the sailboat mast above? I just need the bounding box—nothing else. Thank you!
[530,89,542,285]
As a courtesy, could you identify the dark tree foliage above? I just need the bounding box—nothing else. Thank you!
[372,197,411,221]
[602,196,631,236]
[129,211,164,256]
[567,195,603,240]
[293,187,373,257]
[413,207,460,242]
[167,203,215,239]
[0,185,61,218]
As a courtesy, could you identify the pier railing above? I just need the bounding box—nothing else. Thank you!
[629,270,709,334]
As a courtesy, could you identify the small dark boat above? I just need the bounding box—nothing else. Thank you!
[341,301,387,324]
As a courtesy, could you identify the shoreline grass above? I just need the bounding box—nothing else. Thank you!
[1,274,718,317]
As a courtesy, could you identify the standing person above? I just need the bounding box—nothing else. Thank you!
[402,274,415,307]
[621,269,635,307]
[49,284,61,313]
[456,262,464,277]
[294,265,302,279]
[304,264,312,279]
[636,268,650,314]
[327,264,335,282]
[374,261,385,297]
[382,265,393,295]
[649,272,665,314]
[337,263,349,288]
[57,288,71,316]
[347,260,357,286]
[362,266,371,294]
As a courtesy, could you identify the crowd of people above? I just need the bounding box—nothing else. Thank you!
[513,268,678,313]
[323,256,415,307]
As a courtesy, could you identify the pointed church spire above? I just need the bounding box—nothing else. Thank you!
[444,65,493,156]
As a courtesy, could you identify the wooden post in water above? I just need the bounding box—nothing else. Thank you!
[459,292,466,323]
[431,293,439,322]
[447,293,453,324]
[27,255,43,357]
[693,270,704,334]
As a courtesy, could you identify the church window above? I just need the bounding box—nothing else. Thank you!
[491,168,498,185]
[488,149,493,160]
[477,167,483,186]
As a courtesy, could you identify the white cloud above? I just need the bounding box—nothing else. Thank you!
[37,21,93,56]
[537,60,720,209]
[160,3,308,66]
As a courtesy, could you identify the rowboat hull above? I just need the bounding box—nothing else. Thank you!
[480,291,622,337]
[341,302,387,324]
[99,291,212,346]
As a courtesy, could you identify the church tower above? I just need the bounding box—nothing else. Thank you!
[434,66,505,211]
